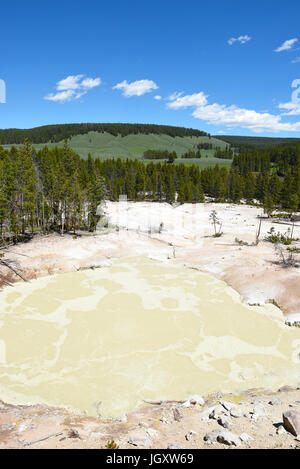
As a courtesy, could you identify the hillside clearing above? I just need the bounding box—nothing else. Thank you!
[3,131,231,167]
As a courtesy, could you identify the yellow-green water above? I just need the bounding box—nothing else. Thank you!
[0,256,299,417]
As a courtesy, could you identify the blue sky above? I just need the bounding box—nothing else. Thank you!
[1,0,300,136]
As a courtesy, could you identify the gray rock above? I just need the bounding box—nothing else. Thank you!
[199,405,223,421]
[240,433,253,443]
[209,405,226,419]
[276,425,287,435]
[146,428,159,439]
[283,410,300,436]
[185,430,197,441]
[203,429,221,443]
[221,400,236,412]
[198,409,211,421]
[128,430,152,447]
[217,416,231,429]
[217,430,241,446]
[159,417,169,424]
[268,398,281,406]
[279,385,295,392]
[183,394,204,406]
[138,421,148,428]
[251,402,266,419]
[168,444,182,449]
[230,408,242,418]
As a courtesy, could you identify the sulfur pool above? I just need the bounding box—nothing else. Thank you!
[0,256,299,417]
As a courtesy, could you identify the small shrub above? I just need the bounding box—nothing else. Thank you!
[287,246,300,253]
[209,210,223,237]
[235,237,249,246]
[271,212,291,219]
[68,429,80,439]
[274,243,297,267]
[266,227,298,245]
[105,440,119,449]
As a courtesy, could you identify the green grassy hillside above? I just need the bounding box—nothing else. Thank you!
[3,131,232,168]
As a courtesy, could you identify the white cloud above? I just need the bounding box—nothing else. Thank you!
[44,90,75,102]
[167,91,184,101]
[81,77,101,89]
[154,95,162,100]
[167,92,207,109]
[167,90,300,133]
[228,35,251,45]
[292,57,300,64]
[113,79,158,97]
[56,75,84,91]
[275,38,298,52]
[278,79,300,115]
[44,74,101,102]
[192,103,290,132]
[279,102,300,115]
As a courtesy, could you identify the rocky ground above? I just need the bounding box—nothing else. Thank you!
[0,387,300,449]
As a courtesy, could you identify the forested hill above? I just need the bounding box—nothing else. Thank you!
[0,123,209,145]
[215,135,300,149]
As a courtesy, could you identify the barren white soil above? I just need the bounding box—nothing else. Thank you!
[2,201,300,323]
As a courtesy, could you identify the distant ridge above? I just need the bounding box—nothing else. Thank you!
[214,134,300,148]
[0,123,209,145]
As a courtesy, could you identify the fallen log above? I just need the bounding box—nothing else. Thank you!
[0,259,28,282]
[23,432,63,447]
[272,220,300,227]
[143,399,186,406]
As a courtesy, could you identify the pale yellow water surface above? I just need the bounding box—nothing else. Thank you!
[0,256,299,417]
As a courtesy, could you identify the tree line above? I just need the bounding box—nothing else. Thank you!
[232,144,300,176]
[143,149,202,160]
[196,142,214,150]
[142,149,178,160]
[0,123,209,145]
[182,150,202,159]
[215,135,300,150]
[0,141,299,244]
[214,148,234,159]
